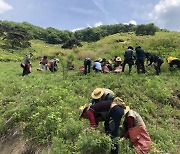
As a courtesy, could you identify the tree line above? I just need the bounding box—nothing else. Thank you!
[0,20,163,49]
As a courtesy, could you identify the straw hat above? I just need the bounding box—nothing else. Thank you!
[124,106,130,115]
[98,58,102,62]
[113,97,126,107]
[91,88,104,99]
[79,103,90,118]
[115,57,122,62]
[55,59,59,63]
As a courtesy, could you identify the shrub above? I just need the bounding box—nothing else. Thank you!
[76,129,112,154]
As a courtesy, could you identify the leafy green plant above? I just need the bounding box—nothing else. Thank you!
[76,129,112,154]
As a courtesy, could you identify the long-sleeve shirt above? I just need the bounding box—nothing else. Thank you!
[93,62,102,71]
[147,55,163,66]
[124,49,134,59]
[123,110,146,138]
[84,101,112,128]
[136,48,145,59]
[124,116,134,138]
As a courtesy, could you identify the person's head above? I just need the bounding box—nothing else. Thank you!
[102,58,106,62]
[43,56,48,59]
[79,103,90,119]
[91,88,105,100]
[128,46,134,50]
[135,46,141,50]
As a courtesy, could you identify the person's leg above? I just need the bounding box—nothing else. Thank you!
[22,67,26,76]
[109,106,124,154]
[104,121,111,135]
[87,60,91,73]
[54,62,58,71]
[129,63,132,74]
[84,61,87,75]
[157,61,163,74]
[23,65,30,76]
[136,59,140,74]
[154,65,159,75]
[141,59,145,73]
[169,62,174,71]
[109,106,124,137]
[122,60,126,72]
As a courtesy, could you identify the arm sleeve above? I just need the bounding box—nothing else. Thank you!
[86,109,97,128]
[124,116,134,138]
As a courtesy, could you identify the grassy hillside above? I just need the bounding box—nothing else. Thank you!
[0,32,180,153]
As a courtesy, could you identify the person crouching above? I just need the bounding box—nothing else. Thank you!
[123,108,152,154]
[79,100,127,154]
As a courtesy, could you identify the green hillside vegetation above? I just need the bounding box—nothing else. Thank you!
[0,30,180,153]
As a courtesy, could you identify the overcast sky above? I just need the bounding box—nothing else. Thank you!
[0,0,180,31]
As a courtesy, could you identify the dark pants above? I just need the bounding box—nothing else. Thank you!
[109,106,124,154]
[154,59,163,75]
[169,59,180,70]
[84,59,91,75]
[49,62,58,72]
[21,64,30,76]
[136,58,145,73]
[122,58,134,74]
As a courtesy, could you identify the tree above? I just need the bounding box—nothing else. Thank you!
[61,38,82,49]
[3,26,31,48]
[135,23,159,36]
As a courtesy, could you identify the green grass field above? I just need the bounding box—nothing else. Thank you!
[0,31,180,153]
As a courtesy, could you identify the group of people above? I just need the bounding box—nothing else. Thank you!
[79,88,152,154]
[82,56,123,75]
[20,49,179,76]
[81,46,180,75]
[20,53,59,76]
[38,56,59,72]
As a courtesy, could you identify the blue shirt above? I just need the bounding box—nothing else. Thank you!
[94,62,102,71]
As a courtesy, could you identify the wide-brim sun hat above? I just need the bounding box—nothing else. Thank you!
[98,58,102,62]
[79,103,90,118]
[113,97,126,107]
[91,88,104,99]
[116,57,122,62]
[56,59,60,62]
[124,106,130,115]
